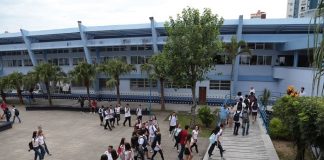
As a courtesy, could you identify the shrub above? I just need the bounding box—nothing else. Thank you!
[269,117,289,139]
[198,105,215,128]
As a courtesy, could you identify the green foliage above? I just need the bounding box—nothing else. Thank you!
[164,7,224,122]
[23,71,38,93]
[7,72,24,104]
[269,118,289,139]
[97,59,134,104]
[0,76,9,102]
[260,88,271,107]
[34,63,63,105]
[198,106,215,128]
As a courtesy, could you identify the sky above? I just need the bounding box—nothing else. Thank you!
[0,0,287,33]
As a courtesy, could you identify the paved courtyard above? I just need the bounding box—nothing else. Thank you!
[0,102,208,160]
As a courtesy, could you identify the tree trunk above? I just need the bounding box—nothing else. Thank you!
[17,88,24,104]
[160,78,165,111]
[45,81,52,106]
[190,83,197,127]
[85,81,90,103]
[296,141,306,160]
[0,90,6,103]
[116,78,120,104]
[230,59,235,99]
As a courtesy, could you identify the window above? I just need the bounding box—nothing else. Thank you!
[59,58,69,66]
[215,55,232,64]
[3,60,22,67]
[164,81,191,89]
[298,54,312,67]
[37,59,44,64]
[278,55,294,66]
[24,59,33,66]
[210,80,231,90]
[240,55,272,66]
[255,43,264,50]
[48,58,58,66]
[264,43,274,50]
[73,58,85,65]
[257,56,264,65]
[131,46,138,51]
[130,56,149,64]
[250,56,257,65]
[240,55,250,65]
[264,56,272,65]
[130,79,157,90]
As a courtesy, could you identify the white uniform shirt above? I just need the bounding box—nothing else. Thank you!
[115,107,121,114]
[109,109,114,119]
[192,129,199,140]
[38,135,45,145]
[169,115,177,126]
[32,138,40,147]
[104,110,109,120]
[137,108,142,116]
[104,151,113,160]
[149,125,157,137]
[125,107,131,117]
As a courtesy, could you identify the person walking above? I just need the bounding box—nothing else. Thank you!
[115,104,121,125]
[178,125,189,160]
[219,105,229,126]
[117,138,125,157]
[138,130,150,160]
[251,100,259,123]
[98,106,105,126]
[4,107,11,122]
[91,99,97,114]
[123,104,131,127]
[122,143,133,160]
[37,130,46,160]
[190,125,199,153]
[104,145,114,160]
[233,110,241,135]
[151,132,165,160]
[148,120,157,152]
[184,134,193,160]
[168,112,177,135]
[236,98,245,112]
[31,131,42,160]
[77,96,84,108]
[208,126,225,159]
[1,101,8,119]
[228,106,235,128]
[37,126,52,156]
[242,108,250,136]
[104,108,112,131]
[136,104,143,121]
[173,124,182,152]
[109,106,116,128]
[12,105,21,123]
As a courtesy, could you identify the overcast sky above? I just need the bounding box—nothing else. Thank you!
[0,0,287,33]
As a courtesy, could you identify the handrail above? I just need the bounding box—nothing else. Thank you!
[259,103,270,134]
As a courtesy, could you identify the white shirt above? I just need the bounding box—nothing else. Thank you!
[236,102,246,109]
[138,136,145,145]
[32,138,40,147]
[104,110,109,120]
[125,107,131,117]
[169,115,177,126]
[115,107,120,114]
[300,91,306,97]
[250,89,256,94]
[136,108,142,116]
[192,129,199,140]
[149,125,157,137]
[104,151,113,160]
[38,135,45,145]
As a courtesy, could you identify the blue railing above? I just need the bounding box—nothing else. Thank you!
[259,104,271,134]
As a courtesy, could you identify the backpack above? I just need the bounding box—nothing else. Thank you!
[175,129,182,137]
[237,102,243,111]
[15,109,19,116]
[244,99,249,107]
[28,141,33,150]
[6,110,11,118]
[242,111,249,123]
[252,103,258,111]
[233,111,240,122]
[209,133,216,144]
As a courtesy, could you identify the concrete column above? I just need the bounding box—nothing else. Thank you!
[293,51,298,67]
[149,17,158,53]
[232,15,243,96]
[20,29,38,66]
[77,21,92,64]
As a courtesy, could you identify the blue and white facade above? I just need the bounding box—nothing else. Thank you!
[0,16,319,98]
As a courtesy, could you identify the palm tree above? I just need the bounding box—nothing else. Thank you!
[0,76,8,103]
[69,62,96,103]
[34,63,63,105]
[7,72,24,104]
[23,71,38,101]
[97,59,134,104]
[141,53,170,111]
[225,36,251,97]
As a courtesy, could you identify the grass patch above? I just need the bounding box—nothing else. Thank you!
[272,140,314,160]
[164,112,217,138]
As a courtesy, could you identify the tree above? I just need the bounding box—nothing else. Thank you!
[7,72,24,104]
[97,59,134,104]
[224,36,250,97]
[164,7,224,124]
[34,63,63,105]
[141,53,170,110]
[69,62,96,103]
[23,71,38,101]
[260,88,271,109]
[0,76,8,103]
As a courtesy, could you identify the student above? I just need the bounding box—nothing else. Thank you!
[104,108,112,131]
[235,92,243,102]
[104,145,114,160]
[91,99,97,114]
[168,112,177,135]
[208,126,225,159]
[12,105,21,123]
[184,134,193,160]
[178,125,189,160]
[1,101,7,119]
[151,132,164,160]
[122,143,133,160]
[248,92,257,114]
[236,98,246,112]
[233,110,241,135]
[219,106,229,126]
[111,149,118,160]
[117,138,125,157]
[190,125,199,153]
[98,106,105,126]
[228,106,235,128]
[37,126,52,156]
[109,106,115,128]
[123,104,131,127]
[37,130,46,160]
[100,154,108,160]
[136,104,143,121]
[4,108,11,122]
[251,100,259,123]
[138,130,150,160]
[148,120,157,152]
[173,124,182,152]
[151,114,158,127]
[31,131,42,160]
[243,95,250,111]
[242,108,250,136]
[78,96,84,108]
[115,104,121,125]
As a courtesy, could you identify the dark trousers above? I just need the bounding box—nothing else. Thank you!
[39,145,45,159]
[5,116,10,122]
[44,142,50,155]
[123,116,131,127]
[178,144,185,160]
[242,122,250,136]
[233,122,240,135]
[99,116,103,125]
[33,146,41,160]
[110,118,115,127]
[208,142,224,157]
[13,115,21,123]
[174,136,180,150]
[104,119,112,130]
[190,140,198,153]
[137,115,142,121]
[90,107,95,113]
[152,149,164,160]
[116,114,120,125]
[80,103,84,108]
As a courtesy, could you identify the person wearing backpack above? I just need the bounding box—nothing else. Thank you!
[98,106,104,126]
[151,132,165,160]
[138,130,150,160]
[243,95,250,110]
[31,131,42,160]
[233,110,241,135]
[4,107,11,122]
[173,124,182,152]
[251,100,259,123]
[12,105,21,123]
[242,108,250,136]
[236,98,246,112]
